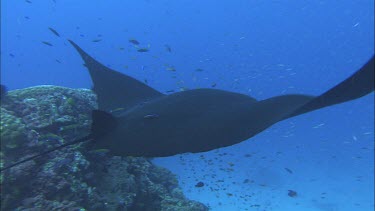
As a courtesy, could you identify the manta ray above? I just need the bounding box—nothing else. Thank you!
[1,40,373,171]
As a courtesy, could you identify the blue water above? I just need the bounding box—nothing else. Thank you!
[2,1,374,210]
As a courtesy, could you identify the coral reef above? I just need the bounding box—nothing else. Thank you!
[0,107,28,150]
[0,85,208,211]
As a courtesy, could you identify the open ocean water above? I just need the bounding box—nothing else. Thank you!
[2,1,374,211]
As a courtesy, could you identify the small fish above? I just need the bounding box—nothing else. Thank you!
[165,66,176,72]
[137,48,149,52]
[24,16,30,20]
[211,82,217,88]
[143,114,159,119]
[165,44,172,52]
[195,68,204,72]
[9,53,15,58]
[55,59,61,63]
[48,27,60,37]
[179,87,189,91]
[195,181,204,188]
[313,123,325,128]
[91,149,110,154]
[111,108,126,113]
[284,168,293,174]
[288,190,297,197]
[25,0,32,3]
[92,39,102,42]
[166,90,175,93]
[129,39,140,45]
[42,41,53,46]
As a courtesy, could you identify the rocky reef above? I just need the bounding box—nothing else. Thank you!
[0,85,208,211]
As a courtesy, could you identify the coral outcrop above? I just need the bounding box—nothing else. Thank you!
[0,85,208,211]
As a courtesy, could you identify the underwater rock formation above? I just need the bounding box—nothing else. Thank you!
[0,85,208,211]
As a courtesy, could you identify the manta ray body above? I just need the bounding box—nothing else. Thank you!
[68,40,374,157]
[1,40,373,171]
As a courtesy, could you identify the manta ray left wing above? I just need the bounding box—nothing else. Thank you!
[68,40,164,112]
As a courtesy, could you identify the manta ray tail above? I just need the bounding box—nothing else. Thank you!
[289,56,374,118]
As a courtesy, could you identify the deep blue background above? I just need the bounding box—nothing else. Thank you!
[2,1,374,210]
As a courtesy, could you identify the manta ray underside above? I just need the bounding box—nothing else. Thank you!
[1,40,373,171]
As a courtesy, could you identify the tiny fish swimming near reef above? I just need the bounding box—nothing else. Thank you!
[143,114,160,119]
[288,190,297,197]
[48,27,60,37]
[165,66,176,72]
[284,167,293,174]
[0,40,373,172]
[166,89,175,93]
[137,48,149,52]
[92,39,102,42]
[195,182,205,188]
[42,41,53,46]
[129,39,140,45]
[165,44,172,52]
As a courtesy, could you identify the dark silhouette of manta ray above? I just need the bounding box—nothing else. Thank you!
[1,40,373,171]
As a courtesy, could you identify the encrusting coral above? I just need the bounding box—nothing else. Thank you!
[0,85,208,211]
